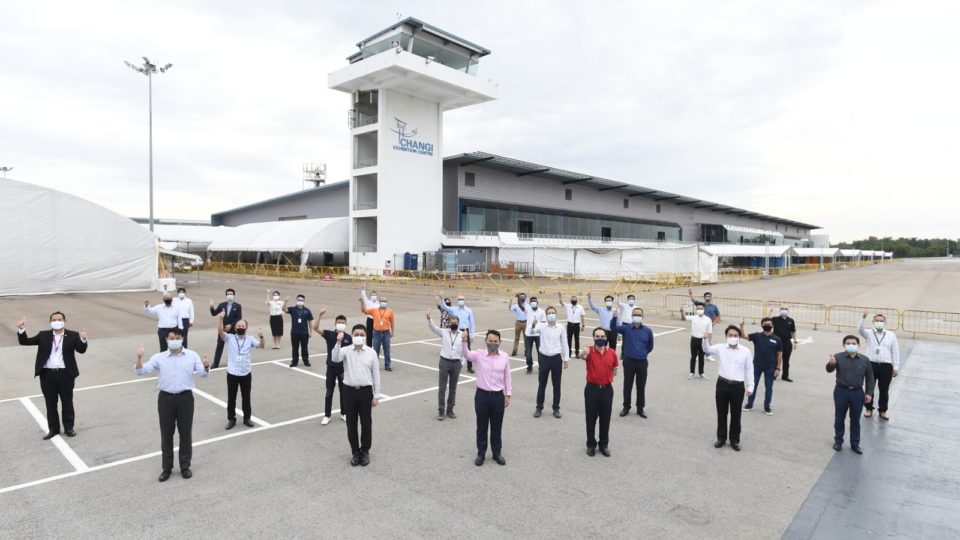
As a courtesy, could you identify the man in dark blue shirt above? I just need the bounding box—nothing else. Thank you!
[287,294,314,368]
[612,307,655,418]
[314,310,352,425]
[742,317,783,414]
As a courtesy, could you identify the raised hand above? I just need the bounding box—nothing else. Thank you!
[79,328,88,340]
[827,354,837,365]
[201,355,211,369]
[137,343,145,357]
[425,309,431,318]
[16,317,26,330]
[862,308,869,319]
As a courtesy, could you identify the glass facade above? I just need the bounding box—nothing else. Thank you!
[460,200,681,241]
[700,224,785,245]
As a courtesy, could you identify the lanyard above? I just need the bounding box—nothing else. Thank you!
[446,331,459,351]
[237,336,246,351]
[52,334,64,354]
[873,331,886,346]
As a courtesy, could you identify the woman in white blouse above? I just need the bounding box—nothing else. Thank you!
[266,289,287,349]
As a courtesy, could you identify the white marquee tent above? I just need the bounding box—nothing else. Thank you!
[498,243,718,281]
[207,218,349,266]
[0,179,157,295]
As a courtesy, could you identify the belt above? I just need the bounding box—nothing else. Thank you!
[624,357,647,362]
[717,376,744,385]
[160,390,192,396]
[440,356,461,362]
[42,367,66,372]
[476,388,503,395]
[345,384,372,390]
[836,384,862,391]
[587,382,611,388]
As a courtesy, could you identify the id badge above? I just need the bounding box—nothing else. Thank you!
[875,348,880,355]
[298,318,303,324]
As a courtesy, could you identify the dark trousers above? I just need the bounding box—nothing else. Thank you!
[781,342,793,379]
[524,335,540,369]
[290,333,309,366]
[475,389,505,457]
[158,327,177,352]
[567,322,581,355]
[39,370,75,434]
[181,318,191,349]
[365,318,374,347]
[747,365,775,410]
[226,373,252,421]
[866,362,893,412]
[622,357,648,409]
[438,358,462,412]
[715,379,745,444]
[158,391,194,472]
[585,383,613,450]
[605,329,618,352]
[324,367,344,417]
[373,330,391,368]
[834,386,865,446]
[342,385,373,455]
[212,331,234,368]
[689,337,705,374]
[536,354,563,411]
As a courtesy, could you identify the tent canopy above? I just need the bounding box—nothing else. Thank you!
[207,218,348,252]
[701,244,795,257]
[794,247,840,258]
[148,224,228,245]
[839,249,862,257]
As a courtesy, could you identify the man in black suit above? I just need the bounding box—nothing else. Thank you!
[209,288,242,369]
[16,312,88,439]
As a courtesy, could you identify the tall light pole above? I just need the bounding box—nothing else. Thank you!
[125,57,172,232]
[0,166,11,179]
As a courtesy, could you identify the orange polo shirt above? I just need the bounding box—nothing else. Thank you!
[365,307,395,332]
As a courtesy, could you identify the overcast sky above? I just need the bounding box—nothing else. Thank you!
[2,0,958,242]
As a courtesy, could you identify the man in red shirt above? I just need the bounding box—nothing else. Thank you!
[578,327,619,457]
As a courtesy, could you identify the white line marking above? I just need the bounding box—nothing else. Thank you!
[18,398,89,472]
[269,361,327,379]
[389,357,439,372]
[653,328,686,337]
[192,388,271,427]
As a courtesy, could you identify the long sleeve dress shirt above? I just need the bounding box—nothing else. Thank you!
[332,342,382,399]
[858,319,901,370]
[136,349,208,393]
[538,323,570,360]
[703,341,755,394]
[428,318,465,364]
[462,341,512,395]
[145,304,183,329]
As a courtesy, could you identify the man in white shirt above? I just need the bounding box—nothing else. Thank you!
[703,326,754,451]
[360,283,379,347]
[144,292,183,352]
[534,306,570,418]
[523,297,547,374]
[218,315,264,430]
[859,310,901,420]
[173,287,196,349]
[681,305,712,379]
[558,292,585,356]
[332,324,382,467]
[427,311,464,421]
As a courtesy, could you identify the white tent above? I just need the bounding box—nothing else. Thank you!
[498,244,718,281]
[794,247,840,258]
[207,218,348,253]
[839,249,862,258]
[0,179,157,295]
[701,244,795,258]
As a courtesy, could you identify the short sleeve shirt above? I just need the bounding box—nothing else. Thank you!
[748,332,782,369]
[365,307,395,332]
[322,329,352,367]
[287,306,314,335]
[585,346,619,385]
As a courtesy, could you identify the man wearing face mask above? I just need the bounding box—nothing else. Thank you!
[587,292,619,352]
[427,311,465,420]
[288,294,314,368]
[771,305,798,382]
[859,311,900,420]
[360,284,379,347]
[462,330,512,466]
[314,310,351,425]
[533,306,570,418]
[266,289,285,349]
[741,318,783,415]
[17,312,88,439]
[612,307,654,418]
[144,292,182,352]
[522,296,547,374]
[507,292,528,358]
[218,315,264,430]
[437,291,477,373]
[332,324,381,467]
[210,288,242,369]
[681,303,712,379]
[558,292,585,357]
[689,288,721,323]
[173,287,195,349]
[827,336,875,454]
[703,326,754,451]
[361,295,395,372]
[135,329,210,481]
[578,327,619,457]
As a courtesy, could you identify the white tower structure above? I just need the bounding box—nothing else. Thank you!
[328,17,497,272]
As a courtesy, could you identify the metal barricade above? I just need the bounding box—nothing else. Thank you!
[827,305,901,332]
[902,310,960,338]
[764,301,828,328]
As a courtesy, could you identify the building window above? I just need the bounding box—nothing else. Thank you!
[623,198,629,209]
[657,231,666,241]
[565,189,572,201]
[656,204,661,214]
[465,172,475,186]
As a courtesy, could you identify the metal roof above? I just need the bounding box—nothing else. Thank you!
[210,181,348,221]
[354,17,491,57]
[446,151,820,230]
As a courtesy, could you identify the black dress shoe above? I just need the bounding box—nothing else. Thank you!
[851,445,863,454]
[303,362,312,367]
[243,419,255,428]
[385,366,393,372]
[360,452,370,466]
[553,410,562,419]
[782,377,793,382]
[833,442,842,451]
[714,441,725,448]
[181,468,192,479]
[158,470,172,482]
[225,419,236,430]
[467,365,475,373]
[493,455,506,465]
[731,443,741,451]
[586,447,596,457]
[599,447,611,457]
[526,367,532,374]
[533,409,542,418]
[637,409,647,418]
[42,432,58,440]
[619,407,630,417]
[474,456,485,466]
[289,363,298,367]
[350,453,361,466]
[64,429,76,437]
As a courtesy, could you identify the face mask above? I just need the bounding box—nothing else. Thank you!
[594,338,608,347]
[335,323,346,332]
[695,309,705,316]
[605,301,613,308]
[236,328,246,335]
[449,323,459,331]
[296,300,304,306]
[704,298,712,304]
[226,295,235,302]
[726,337,739,347]
[178,292,185,300]
[379,302,388,308]
[370,295,378,302]
[163,299,173,306]
[547,313,557,322]
[458,300,465,307]
[444,300,451,306]
[518,297,526,304]
[845,343,859,354]
[632,316,643,324]
[50,321,65,330]
[571,299,578,305]
[352,335,365,346]
[627,299,636,306]
[780,310,789,317]
[486,342,499,353]
[273,295,280,300]
[530,301,538,308]
[874,321,885,330]
[762,325,773,332]
[167,339,183,350]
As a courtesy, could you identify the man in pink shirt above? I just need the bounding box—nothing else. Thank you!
[462,330,512,466]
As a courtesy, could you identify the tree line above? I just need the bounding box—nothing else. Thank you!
[832,237,957,258]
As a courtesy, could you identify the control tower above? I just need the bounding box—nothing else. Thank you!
[328,17,497,272]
